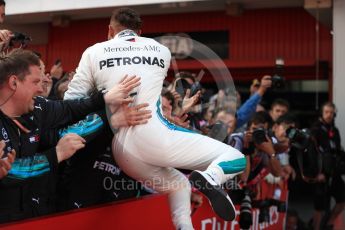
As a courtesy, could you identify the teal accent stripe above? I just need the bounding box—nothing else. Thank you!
[9,162,48,171]
[218,157,246,174]
[59,113,104,138]
[8,168,50,180]
[156,99,196,134]
[8,155,51,180]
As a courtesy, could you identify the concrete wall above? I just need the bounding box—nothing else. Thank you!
[5,0,199,15]
[333,0,345,148]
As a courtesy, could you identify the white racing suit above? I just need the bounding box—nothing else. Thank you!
[64,29,246,229]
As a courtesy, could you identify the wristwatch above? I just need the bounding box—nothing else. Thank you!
[269,153,276,159]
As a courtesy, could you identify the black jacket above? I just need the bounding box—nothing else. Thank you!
[56,111,143,211]
[311,119,342,176]
[0,92,105,223]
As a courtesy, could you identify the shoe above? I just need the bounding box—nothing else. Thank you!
[189,170,236,221]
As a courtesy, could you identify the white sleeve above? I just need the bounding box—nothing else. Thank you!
[64,48,95,100]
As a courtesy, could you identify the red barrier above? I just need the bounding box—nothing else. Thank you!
[0,195,175,230]
[0,182,287,230]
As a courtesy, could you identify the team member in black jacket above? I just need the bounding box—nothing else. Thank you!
[55,111,146,211]
[310,102,344,230]
[0,49,149,223]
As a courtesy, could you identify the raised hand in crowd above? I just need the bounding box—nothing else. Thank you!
[0,29,12,51]
[104,75,141,110]
[161,91,191,128]
[50,61,64,80]
[181,89,201,114]
[0,29,12,43]
[56,133,86,163]
[171,113,190,128]
[171,88,201,116]
[0,140,16,179]
[257,75,272,96]
[171,90,182,112]
[41,73,53,98]
[110,102,152,128]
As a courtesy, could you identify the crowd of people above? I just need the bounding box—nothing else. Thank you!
[0,2,344,230]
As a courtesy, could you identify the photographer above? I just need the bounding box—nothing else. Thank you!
[227,112,282,229]
[0,1,31,54]
[310,102,345,230]
[0,1,12,52]
[230,112,281,181]
[271,114,297,181]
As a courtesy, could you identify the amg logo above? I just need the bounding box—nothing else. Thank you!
[93,161,121,175]
[143,45,160,52]
[103,45,160,53]
[99,56,165,70]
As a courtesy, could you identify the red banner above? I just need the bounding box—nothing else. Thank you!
[193,203,286,230]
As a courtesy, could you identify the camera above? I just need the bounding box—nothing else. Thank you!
[9,32,32,47]
[239,188,253,229]
[271,57,285,89]
[271,74,285,89]
[252,128,268,145]
[286,127,310,150]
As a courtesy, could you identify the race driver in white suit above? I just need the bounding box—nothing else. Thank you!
[64,8,246,230]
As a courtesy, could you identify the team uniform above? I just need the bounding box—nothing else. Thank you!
[0,93,105,223]
[56,111,144,211]
[64,29,246,229]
